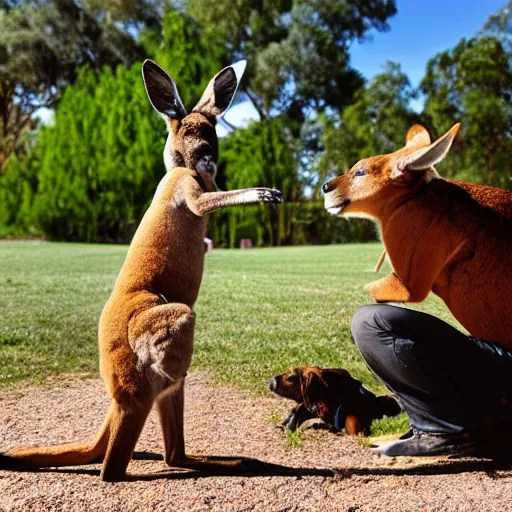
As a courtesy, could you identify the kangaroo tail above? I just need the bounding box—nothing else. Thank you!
[0,402,114,470]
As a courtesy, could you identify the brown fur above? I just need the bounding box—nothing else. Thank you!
[323,124,512,348]
[1,60,282,481]
[268,367,401,435]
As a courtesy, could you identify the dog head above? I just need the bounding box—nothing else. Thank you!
[269,366,365,414]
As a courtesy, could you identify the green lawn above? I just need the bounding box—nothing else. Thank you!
[0,242,460,434]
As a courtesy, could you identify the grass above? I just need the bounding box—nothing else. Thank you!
[284,428,303,448]
[0,241,461,435]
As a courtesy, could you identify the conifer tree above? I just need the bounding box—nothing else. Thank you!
[32,65,165,242]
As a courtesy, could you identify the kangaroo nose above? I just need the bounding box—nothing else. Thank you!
[322,180,334,194]
[267,378,277,392]
[198,155,216,174]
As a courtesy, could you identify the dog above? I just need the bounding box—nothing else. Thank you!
[268,366,401,434]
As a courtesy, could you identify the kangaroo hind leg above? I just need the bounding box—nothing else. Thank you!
[100,401,151,482]
[156,378,186,466]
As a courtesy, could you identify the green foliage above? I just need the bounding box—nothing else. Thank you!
[208,202,377,249]
[206,117,376,247]
[3,2,512,244]
[0,0,153,172]
[482,1,512,53]
[186,0,397,119]
[29,64,165,242]
[212,118,292,247]
[422,36,512,188]
[0,143,40,235]
[284,428,303,448]
[0,8,235,242]
[220,117,301,198]
[370,413,410,437]
[215,117,301,246]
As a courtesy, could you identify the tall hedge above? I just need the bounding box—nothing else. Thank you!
[29,65,165,242]
[211,117,302,246]
[208,117,376,247]
[0,143,41,238]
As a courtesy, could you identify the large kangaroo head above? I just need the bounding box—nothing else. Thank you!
[142,59,246,187]
[322,123,461,220]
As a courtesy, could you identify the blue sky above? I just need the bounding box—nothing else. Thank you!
[350,0,507,88]
[222,0,507,132]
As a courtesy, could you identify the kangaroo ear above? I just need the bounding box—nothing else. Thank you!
[393,123,460,178]
[193,60,247,119]
[405,124,431,147]
[142,60,187,122]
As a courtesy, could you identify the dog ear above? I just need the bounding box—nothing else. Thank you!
[299,368,328,414]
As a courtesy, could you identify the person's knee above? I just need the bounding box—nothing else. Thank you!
[351,305,422,385]
[351,303,401,338]
[351,304,411,356]
[351,304,387,353]
[351,305,379,343]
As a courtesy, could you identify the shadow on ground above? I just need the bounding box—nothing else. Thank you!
[6,452,510,482]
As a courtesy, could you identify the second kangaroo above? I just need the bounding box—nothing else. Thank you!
[323,123,512,348]
[0,60,282,481]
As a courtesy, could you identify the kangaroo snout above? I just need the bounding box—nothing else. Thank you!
[197,154,217,175]
[323,177,350,214]
[267,377,277,392]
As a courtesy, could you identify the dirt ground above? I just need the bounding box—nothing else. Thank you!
[0,374,511,512]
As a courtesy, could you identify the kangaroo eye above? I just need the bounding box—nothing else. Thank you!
[354,169,368,177]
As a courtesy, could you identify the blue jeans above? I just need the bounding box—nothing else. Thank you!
[351,304,512,434]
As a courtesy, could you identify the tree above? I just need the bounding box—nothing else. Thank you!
[140,9,226,110]
[0,135,41,236]
[220,117,301,199]
[185,0,397,120]
[0,0,160,173]
[482,1,512,52]
[29,64,165,242]
[1,8,231,242]
[422,36,512,187]
[213,116,301,246]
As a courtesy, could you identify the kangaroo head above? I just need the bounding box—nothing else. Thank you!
[142,59,246,189]
[322,123,461,219]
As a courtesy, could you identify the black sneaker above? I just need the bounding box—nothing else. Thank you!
[376,429,476,457]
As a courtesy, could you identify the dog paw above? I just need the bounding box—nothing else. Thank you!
[257,188,283,204]
[281,420,298,431]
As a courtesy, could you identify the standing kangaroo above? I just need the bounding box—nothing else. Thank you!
[0,60,282,481]
[323,123,512,348]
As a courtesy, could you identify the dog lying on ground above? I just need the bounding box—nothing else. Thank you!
[268,366,401,434]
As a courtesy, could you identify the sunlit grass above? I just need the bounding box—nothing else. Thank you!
[0,241,461,434]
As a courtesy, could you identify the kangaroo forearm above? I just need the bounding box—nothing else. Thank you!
[191,190,258,215]
[186,187,282,216]
[365,271,434,303]
[364,272,412,303]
